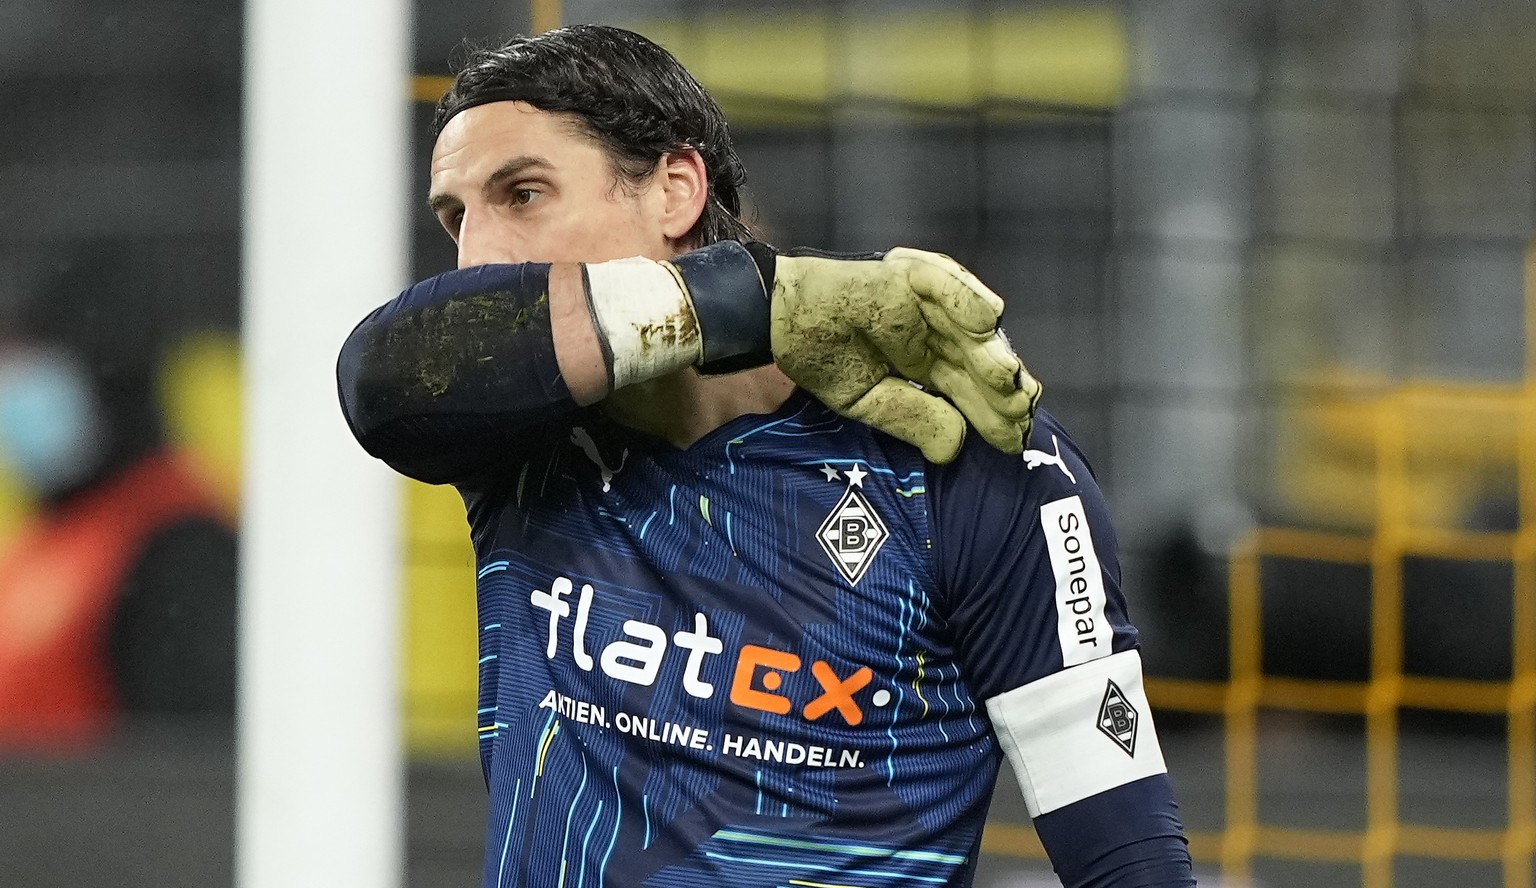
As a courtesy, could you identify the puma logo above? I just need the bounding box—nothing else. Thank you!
[1022,435,1076,484]
[570,427,627,492]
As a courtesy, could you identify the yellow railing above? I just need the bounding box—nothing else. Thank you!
[1194,524,1536,887]
[1141,273,1536,884]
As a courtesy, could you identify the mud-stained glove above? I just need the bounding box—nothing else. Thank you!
[582,241,1041,464]
[767,247,1040,463]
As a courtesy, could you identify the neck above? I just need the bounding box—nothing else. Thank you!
[601,364,797,449]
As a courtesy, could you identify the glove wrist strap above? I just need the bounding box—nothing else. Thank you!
[670,240,774,375]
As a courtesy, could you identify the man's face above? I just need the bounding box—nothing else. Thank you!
[429,101,674,268]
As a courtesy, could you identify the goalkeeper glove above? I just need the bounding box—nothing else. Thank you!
[767,246,1038,463]
[583,241,1040,464]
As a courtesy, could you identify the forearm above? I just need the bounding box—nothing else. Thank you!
[1032,775,1195,888]
[337,238,1039,482]
[337,244,771,484]
[548,262,607,405]
[980,644,1193,886]
[338,262,583,483]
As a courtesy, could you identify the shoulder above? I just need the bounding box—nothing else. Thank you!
[929,407,1102,516]
[925,406,1124,618]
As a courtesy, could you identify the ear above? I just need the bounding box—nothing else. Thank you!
[656,148,709,243]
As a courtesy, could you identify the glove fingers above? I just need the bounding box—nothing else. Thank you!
[842,377,968,464]
[949,337,1043,419]
[963,380,1039,425]
[778,345,888,414]
[921,333,1024,402]
[928,362,1029,455]
[920,315,1030,395]
[888,247,1005,336]
[966,332,1030,393]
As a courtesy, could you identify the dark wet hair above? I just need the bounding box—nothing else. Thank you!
[433,24,751,247]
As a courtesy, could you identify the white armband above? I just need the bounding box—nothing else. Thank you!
[985,649,1167,817]
[583,257,702,390]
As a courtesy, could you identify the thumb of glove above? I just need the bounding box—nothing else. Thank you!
[841,376,967,464]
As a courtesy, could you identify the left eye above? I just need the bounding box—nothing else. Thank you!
[512,189,538,206]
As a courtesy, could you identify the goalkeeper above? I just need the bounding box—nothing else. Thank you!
[338,24,1192,888]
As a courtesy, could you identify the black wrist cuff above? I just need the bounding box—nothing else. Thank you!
[671,240,775,375]
[742,240,779,294]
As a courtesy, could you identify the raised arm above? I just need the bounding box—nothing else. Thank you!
[338,260,587,485]
[338,240,1041,484]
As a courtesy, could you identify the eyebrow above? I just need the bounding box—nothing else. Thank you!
[428,154,555,216]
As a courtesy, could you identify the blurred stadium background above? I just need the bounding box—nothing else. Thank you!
[1,0,1533,885]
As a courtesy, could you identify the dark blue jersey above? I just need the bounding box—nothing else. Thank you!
[460,393,1152,888]
[339,262,1191,887]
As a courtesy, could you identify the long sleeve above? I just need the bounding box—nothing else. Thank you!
[337,262,580,485]
[1032,775,1194,887]
[929,409,1195,885]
